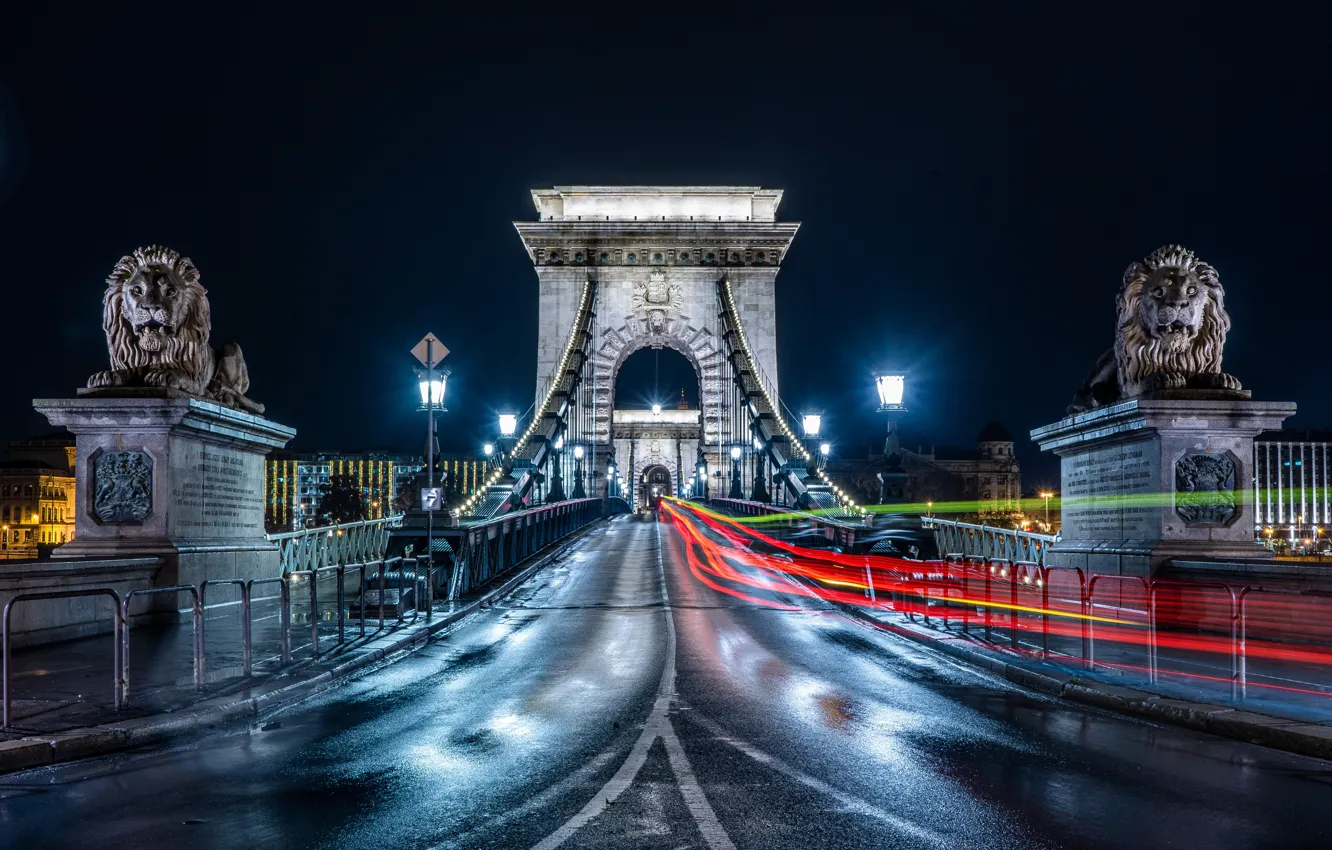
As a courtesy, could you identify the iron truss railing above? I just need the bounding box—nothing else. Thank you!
[267,515,404,575]
[456,278,598,520]
[922,516,1059,566]
[448,498,601,598]
[716,278,865,516]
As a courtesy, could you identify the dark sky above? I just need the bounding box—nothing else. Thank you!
[2,7,1329,488]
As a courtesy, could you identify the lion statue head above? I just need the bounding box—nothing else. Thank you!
[98,245,214,394]
[1114,244,1240,398]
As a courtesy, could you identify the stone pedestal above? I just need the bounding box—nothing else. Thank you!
[1031,397,1295,576]
[33,390,296,586]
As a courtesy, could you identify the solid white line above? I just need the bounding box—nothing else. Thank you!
[530,519,736,850]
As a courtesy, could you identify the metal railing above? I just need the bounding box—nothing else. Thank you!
[449,498,601,599]
[4,589,124,728]
[878,557,1317,703]
[267,515,403,575]
[923,516,1059,566]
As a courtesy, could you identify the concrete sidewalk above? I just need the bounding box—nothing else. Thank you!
[838,598,1332,761]
[0,521,603,775]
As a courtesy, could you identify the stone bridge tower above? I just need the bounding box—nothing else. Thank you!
[514,186,799,471]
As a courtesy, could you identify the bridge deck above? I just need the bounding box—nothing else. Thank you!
[1,514,1327,848]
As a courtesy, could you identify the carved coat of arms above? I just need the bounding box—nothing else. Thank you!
[632,270,683,333]
[92,450,153,523]
[1174,453,1236,526]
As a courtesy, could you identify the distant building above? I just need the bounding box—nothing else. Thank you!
[1,436,77,559]
[265,452,424,532]
[1253,429,1332,550]
[827,422,1022,519]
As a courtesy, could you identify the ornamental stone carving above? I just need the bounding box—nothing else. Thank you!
[632,270,684,333]
[1068,245,1244,414]
[86,245,265,415]
[92,450,153,523]
[1174,453,1236,526]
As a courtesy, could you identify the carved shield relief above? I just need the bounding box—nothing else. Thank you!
[91,449,154,523]
[1174,453,1236,526]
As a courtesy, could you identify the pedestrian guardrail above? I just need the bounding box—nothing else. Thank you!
[267,515,404,575]
[449,498,601,599]
[923,516,1058,566]
[4,589,124,729]
[874,557,1322,703]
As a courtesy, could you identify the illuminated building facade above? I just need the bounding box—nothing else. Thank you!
[0,437,78,559]
[1253,429,1332,550]
[265,452,424,531]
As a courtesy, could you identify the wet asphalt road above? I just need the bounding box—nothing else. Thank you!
[2,514,1330,849]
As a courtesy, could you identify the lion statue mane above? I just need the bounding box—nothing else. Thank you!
[87,245,264,415]
[1068,244,1242,414]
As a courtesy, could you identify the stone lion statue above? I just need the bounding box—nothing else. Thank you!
[87,245,264,414]
[1068,245,1242,414]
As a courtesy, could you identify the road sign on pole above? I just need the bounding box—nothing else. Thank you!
[411,333,449,368]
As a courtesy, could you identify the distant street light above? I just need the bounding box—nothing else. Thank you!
[1040,491,1054,529]
[483,443,494,457]
[802,413,822,438]
[652,403,662,415]
[729,445,743,499]
[498,413,518,437]
[572,444,586,499]
[411,332,449,586]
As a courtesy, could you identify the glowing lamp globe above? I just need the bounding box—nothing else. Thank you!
[573,445,584,460]
[730,446,742,461]
[498,413,518,436]
[874,371,906,411]
[801,413,822,438]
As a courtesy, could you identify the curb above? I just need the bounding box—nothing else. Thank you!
[834,602,1332,762]
[0,520,606,776]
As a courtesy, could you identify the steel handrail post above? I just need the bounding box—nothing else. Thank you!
[199,579,249,678]
[192,588,204,688]
[1227,585,1239,701]
[336,565,346,645]
[358,564,367,637]
[1148,584,1158,684]
[309,570,318,655]
[1239,586,1252,700]
[121,586,198,701]
[1040,566,1051,658]
[378,559,387,630]
[1010,564,1020,650]
[4,590,124,728]
[984,562,993,642]
[281,579,291,663]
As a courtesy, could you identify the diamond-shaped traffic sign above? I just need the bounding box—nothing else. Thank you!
[411,333,449,368]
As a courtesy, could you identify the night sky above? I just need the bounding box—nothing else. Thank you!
[2,8,1328,487]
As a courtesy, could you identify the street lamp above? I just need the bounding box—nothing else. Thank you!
[572,444,587,499]
[729,445,743,499]
[750,435,771,503]
[496,411,518,465]
[483,443,494,457]
[802,413,822,438]
[1040,491,1054,529]
[607,462,617,498]
[819,442,831,471]
[652,403,662,416]
[873,368,907,453]
[411,332,449,595]
[697,459,708,499]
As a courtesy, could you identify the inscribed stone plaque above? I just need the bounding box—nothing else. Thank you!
[1174,453,1236,526]
[92,450,153,523]
[170,441,266,536]
[1059,441,1159,541]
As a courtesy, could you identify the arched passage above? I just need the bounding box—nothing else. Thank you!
[641,464,671,509]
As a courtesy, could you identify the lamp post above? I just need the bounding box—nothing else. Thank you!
[697,459,709,499]
[750,435,771,503]
[497,411,518,466]
[819,441,831,471]
[547,433,566,502]
[572,444,587,499]
[607,462,617,498]
[1040,491,1054,530]
[729,446,744,499]
[801,412,822,461]
[412,333,449,584]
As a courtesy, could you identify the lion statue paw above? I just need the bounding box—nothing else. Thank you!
[1142,372,1188,392]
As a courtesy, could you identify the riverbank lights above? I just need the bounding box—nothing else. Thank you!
[498,412,518,436]
[483,443,494,457]
[802,413,822,438]
[573,445,584,460]
[730,446,742,461]
[874,370,906,411]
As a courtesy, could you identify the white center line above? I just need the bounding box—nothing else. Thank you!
[531,519,736,850]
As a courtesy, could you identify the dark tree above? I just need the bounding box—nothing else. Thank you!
[319,474,368,524]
